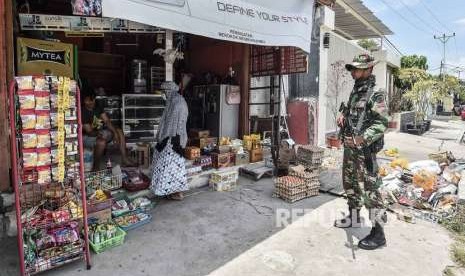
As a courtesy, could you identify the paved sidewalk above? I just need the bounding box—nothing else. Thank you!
[207,198,454,276]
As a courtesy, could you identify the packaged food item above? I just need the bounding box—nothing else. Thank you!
[65,124,78,138]
[35,91,51,110]
[50,113,58,128]
[22,130,37,149]
[50,148,58,163]
[33,76,49,91]
[15,76,34,90]
[23,149,37,168]
[51,165,59,182]
[37,148,51,166]
[66,141,78,155]
[50,93,58,109]
[37,166,51,184]
[35,110,51,129]
[36,129,51,148]
[65,109,77,121]
[18,90,35,110]
[20,110,36,130]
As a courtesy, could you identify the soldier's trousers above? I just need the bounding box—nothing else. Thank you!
[342,147,386,220]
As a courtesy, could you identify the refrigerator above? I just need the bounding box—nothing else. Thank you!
[193,85,239,138]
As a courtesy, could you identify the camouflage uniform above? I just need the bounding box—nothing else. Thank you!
[342,75,388,219]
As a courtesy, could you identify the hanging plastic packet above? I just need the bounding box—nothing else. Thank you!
[50,147,59,164]
[51,165,59,182]
[18,90,35,110]
[35,91,51,111]
[35,110,51,129]
[23,149,37,168]
[20,110,36,130]
[37,166,52,185]
[22,130,37,149]
[65,124,78,138]
[33,76,49,91]
[36,129,51,148]
[50,112,58,128]
[66,141,78,155]
[16,76,34,90]
[37,148,51,166]
[65,109,77,121]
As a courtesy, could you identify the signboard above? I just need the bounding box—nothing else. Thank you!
[102,0,314,52]
[17,38,74,78]
[19,14,164,33]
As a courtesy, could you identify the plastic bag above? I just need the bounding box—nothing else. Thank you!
[390,158,409,169]
[37,166,51,185]
[442,163,465,184]
[35,111,51,129]
[22,130,37,149]
[35,91,50,111]
[18,91,35,110]
[16,76,34,90]
[20,110,36,130]
[36,129,51,148]
[413,170,437,192]
[408,160,441,175]
[23,149,37,168]
[37,148,51,166]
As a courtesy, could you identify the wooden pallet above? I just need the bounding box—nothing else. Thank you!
[239,163,274,181]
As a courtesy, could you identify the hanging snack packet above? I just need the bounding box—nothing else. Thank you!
[36,129,51,148]
[22,130,37,149]
[35,110,51,129]
[35,91,51,111]
[18,90,35,110]
[33,77,49,91]
[23,149,37,168]
[50,112,58,128]
[20,110,36,130]
[37,166,52,185]
[66,141,78,155]
[16,76,34,90]
[50,147,59,164]
[37,148,51,166]
[65,109,77,121]
[65,124,78,138]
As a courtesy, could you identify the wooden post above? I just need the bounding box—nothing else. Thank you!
[0,0,13,191]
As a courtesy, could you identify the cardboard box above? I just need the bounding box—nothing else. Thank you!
[136,143,152,169]
[250,149,263,163]
[235,152,250,166]
[88,208,111,223]
[189,129,210,138]
[211,152,232,169]
[216,145,231,154]
[190,137,218,149]
[185,146,201,160]
[194,155,213,170]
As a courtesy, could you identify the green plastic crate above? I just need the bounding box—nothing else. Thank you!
[89,227,126,254]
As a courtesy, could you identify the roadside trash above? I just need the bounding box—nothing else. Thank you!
[408,160,441,175]
[397,211,416,224]
[384,148,399,157]
[442,163,465,184]
[390,158,409,169]
[428,151,455,165]
[412,170,437,192]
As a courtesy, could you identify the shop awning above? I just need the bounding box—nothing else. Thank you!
[102,0,314,52]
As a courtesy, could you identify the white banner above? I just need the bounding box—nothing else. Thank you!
[102,0,314,52]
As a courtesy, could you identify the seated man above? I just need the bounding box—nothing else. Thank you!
[81,91,135,171]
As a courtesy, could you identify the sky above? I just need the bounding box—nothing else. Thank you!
[362,0,465,79]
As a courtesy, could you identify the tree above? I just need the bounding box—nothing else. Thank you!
[401,55,429,70]
[327,60,350,131]
[357,39,379,51]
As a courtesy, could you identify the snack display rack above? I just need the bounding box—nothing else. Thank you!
[9,76,91,276]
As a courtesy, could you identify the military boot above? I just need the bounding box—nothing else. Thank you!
[334,208,361,228]
[358,221,386,250]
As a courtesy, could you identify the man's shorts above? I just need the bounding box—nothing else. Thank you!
[83,129,114,149]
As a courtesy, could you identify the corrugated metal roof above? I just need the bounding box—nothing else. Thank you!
[334,0,393,39]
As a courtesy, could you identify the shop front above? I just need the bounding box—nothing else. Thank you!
[2,0,315,275]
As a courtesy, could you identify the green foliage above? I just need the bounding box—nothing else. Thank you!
[401,55,429,70]
[357,39,379,51]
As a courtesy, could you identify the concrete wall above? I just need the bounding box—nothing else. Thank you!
[318,30,366,144]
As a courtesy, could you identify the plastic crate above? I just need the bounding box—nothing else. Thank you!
[114,211,152,231]
[89,227,126,254]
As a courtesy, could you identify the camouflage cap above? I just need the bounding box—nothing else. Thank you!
[345,54,378,71]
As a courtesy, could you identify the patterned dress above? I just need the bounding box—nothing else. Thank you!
[151,86,189,196]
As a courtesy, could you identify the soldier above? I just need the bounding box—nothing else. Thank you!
[333,54,389,250]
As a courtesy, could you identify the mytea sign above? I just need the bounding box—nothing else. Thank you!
[103,0,314,52]
[17,37,74,78]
